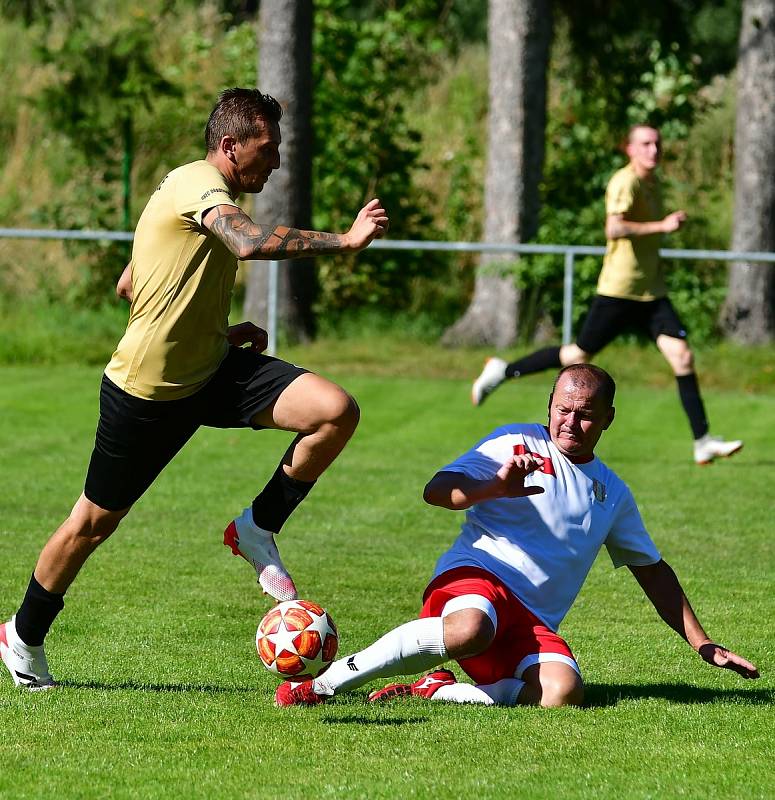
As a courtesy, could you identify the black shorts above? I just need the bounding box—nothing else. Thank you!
[575,295,688,354]
[84,347,308,511]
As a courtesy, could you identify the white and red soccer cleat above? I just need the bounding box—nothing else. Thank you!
[275,679,329,707]
[367,668,457,702]
[471,358,508,406]
[224,508,298,602]
[693,435,743,465]
[0,617,57,691]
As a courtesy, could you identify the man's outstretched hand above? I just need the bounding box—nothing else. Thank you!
[698,642,760,679]
[344,198,389,252]
[492,453,545,498]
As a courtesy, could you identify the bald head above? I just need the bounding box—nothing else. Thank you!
[550,364,616,408]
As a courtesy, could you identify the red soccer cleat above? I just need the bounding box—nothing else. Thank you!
[275,679,329,707]
[367,668,457,702]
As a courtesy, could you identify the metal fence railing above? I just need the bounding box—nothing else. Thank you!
[2,227,774,354]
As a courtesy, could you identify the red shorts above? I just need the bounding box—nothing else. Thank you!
[421,566,578,686]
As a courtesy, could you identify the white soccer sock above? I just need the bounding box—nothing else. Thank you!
[314,618,447,695]
[433,678,524,706]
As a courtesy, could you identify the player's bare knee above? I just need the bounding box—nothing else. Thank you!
[442,609,495,659]
[338,392,360,435]
[560,345,590,366]
[67,501,127,548]
[315,389,359,442]
[538,673,584,708]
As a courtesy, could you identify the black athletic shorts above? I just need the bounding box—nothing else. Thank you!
[84,347,308,511]
[575,295,688,354]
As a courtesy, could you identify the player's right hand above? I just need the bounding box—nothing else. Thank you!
[344,198,389,251]
[495,453,545,498]
[226,321,268,352]
[661,210,687,233]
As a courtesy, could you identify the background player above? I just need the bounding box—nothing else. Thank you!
[1,88,388,690]
[278,364,758,708]
[471,125,742,466]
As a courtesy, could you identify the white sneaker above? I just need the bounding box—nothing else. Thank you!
[223,508,298,602]
[694,435,744,465]
[471,357,508,406]
[0,617,57,690]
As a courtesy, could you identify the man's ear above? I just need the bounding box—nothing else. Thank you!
[603,406,615,430]
[220,135,238,163]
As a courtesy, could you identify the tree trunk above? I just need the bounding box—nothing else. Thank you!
[442,0,552,348]
[722,0,775,344]
[244,0,316,341]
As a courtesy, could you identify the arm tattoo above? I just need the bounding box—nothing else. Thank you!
[209,209,345,259]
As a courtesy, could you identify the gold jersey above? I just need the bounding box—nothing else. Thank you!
[596,164,667,301]
[105,161,240,400]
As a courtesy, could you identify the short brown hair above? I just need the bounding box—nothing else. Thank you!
[622,123,660,151]
[204,88,282,152]
[551,364,616,408]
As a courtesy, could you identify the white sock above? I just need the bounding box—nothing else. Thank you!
[433,683,495,704]
[314,618,447,695]
[434,678,524,706]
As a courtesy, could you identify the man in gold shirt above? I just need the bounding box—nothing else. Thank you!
[1,88,389,689]
[471,124,742,467]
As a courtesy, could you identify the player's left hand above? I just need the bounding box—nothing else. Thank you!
[698,642,759,679]
[227,321,269,352]
[344,198,389,251]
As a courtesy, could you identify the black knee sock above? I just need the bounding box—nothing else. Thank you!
[676,373,709,440]
[252,465,315,533]
[14,573,65,647]
[505,346,562,379]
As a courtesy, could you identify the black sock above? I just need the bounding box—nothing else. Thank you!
[14,573,65,647]
[252,465,315,533]
[676,373,709,439]
[505,346,562,379]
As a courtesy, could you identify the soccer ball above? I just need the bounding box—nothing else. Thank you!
[256,599,339,680]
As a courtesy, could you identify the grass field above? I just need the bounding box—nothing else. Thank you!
[1,360,773,799]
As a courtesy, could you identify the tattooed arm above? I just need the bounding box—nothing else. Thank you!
[203,198,389,261]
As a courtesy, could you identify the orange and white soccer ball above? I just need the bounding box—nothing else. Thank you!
[256,599,339,680]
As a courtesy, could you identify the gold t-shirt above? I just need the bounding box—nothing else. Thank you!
[596,164,666,301]
[104,160,240,400]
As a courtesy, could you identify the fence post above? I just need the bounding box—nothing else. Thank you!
[267,260,279,355]
[562,250,574,345]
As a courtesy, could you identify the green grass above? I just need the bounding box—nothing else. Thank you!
[0,363,773,799]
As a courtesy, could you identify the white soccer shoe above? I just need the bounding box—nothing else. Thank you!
[693,435,744,465]
[223,508,298,602]
[0,617,57,690]
[471,357,508,406]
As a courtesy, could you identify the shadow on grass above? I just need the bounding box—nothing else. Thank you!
[321,714,428,726]
[585,682,774,708]
[59,679,256,693]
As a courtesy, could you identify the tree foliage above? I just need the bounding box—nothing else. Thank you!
[309,0,447,314]
[0,0,752,344]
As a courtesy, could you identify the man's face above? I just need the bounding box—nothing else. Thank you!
[626,126,661,174]
[548,374,614,462]
[233,119,281,193]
